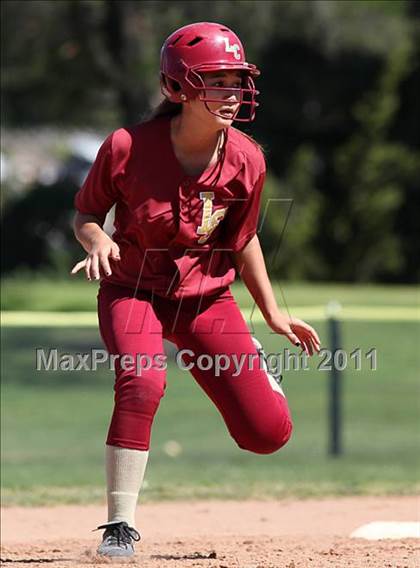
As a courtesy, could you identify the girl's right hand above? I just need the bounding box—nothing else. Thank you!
[70,235,121,281]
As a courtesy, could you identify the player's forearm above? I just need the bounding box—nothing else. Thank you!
[232,235,282,324]
[73,212,108,253]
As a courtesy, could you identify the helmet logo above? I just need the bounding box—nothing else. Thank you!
[221,37,241,60]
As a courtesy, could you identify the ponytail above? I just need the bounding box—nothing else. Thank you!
[141,99,265,154]
[141,98,182,122]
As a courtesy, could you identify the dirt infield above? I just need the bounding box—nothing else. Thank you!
[1,497,418,567]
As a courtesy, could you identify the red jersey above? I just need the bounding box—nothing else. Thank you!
[74,115,265,299]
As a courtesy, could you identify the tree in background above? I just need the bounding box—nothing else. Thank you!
[1,0,418,282]
[252,0,420,283]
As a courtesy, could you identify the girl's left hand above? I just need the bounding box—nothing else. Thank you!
[267,312,321,356]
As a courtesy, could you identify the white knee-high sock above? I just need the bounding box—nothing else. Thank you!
[105,444,149,529]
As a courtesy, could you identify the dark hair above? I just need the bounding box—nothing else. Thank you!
[142,99,182,121]
[141,98,265,154]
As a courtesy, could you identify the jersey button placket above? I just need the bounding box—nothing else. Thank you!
[180,179,194,213]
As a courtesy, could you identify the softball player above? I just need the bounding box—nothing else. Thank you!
[72,22,320,558]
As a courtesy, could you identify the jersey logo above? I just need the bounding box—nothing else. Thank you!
[197,192,227,244]
[221,37,241,61]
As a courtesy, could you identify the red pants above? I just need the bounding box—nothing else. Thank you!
[98,281,293,454]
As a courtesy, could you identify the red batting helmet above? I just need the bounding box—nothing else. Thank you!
[160,22,260,122]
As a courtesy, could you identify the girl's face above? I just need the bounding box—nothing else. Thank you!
[186,70,243,128]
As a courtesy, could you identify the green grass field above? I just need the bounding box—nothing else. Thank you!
[1,281,419,506]
[2,275,419,311]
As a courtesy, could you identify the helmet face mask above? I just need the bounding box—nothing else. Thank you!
[187,68,259,123]
[160,22,260,122]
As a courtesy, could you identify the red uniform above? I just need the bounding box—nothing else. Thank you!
[75,115,265,299]
[74,115,292,454]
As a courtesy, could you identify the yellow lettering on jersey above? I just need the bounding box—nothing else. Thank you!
[197,191,227,244]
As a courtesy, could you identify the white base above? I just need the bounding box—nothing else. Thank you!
[350,521,420,540]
